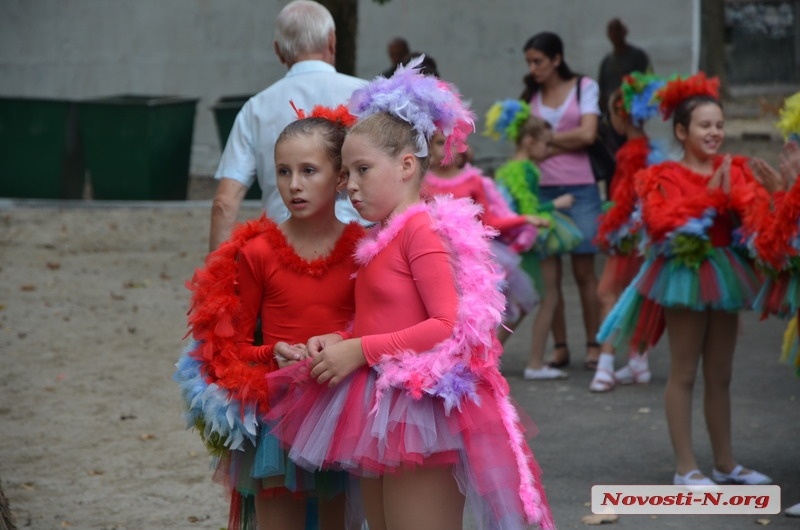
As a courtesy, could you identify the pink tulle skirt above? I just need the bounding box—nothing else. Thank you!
[265,361,555,530]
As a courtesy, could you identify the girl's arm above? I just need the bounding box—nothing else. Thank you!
[235,247,279,366]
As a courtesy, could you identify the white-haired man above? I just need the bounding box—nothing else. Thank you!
[209,0,366,251]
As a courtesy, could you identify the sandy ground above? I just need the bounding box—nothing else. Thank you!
[0,202,261,530]
[1,130,799,530]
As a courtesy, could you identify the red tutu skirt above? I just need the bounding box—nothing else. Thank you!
[265,361,555,530]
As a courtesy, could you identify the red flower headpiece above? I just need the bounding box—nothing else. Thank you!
[656,72,720,120]
[290,101,357,128]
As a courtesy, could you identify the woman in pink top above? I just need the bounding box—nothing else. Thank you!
[522,31,604,371]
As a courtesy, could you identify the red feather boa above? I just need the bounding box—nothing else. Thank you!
[758,183,800,268]
[596,137,650,249]
[636,155,767,244]
[185,216,363,415]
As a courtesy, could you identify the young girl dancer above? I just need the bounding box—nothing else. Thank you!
[589,72,665,392]
[421,131,547,341]
[174,106,365,530]
[598,72,773,486]
[485,99,582,379]
[266,58,555,530]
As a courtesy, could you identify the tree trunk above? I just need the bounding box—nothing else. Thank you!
[700,0,729,97]
[319,0,359,76]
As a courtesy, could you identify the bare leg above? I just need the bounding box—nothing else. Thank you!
[255,495,306,530]
[497,312,526,345]
[596,259,621,356]
[701,310,738,474]
[383,466,464,530]
[663,307,707,476]
[319,492,347,530]
[529,256,560,370]
[572,253,601,364]
[360,477,387,530]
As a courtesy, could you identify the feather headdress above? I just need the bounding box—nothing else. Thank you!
[776,91,800,143]
[348,55,475,164]
[656,72,720,120]
[484,99,531,143]
[618,72,665,127]
[290,101,357,128]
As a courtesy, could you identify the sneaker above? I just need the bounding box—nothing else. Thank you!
[711,465,772,485]
[523,366,569,380]
[674,469,716,486]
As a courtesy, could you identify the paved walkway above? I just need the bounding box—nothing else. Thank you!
[501,255,799,529]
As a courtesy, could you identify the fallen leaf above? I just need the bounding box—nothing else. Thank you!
[61,521,70,527]
[638,407,651,414]
[87,469,104,476]
[188,451,198,457]
[20,285,36,291]
[20,483,35,491]
[140,433,157,440]
[187,516,199,523]
[46,262,61,270]
[0,304,5,310]
[110,292,125,301]
[581,513,619,525]
[755,519,771,526]
[160,272,172,280]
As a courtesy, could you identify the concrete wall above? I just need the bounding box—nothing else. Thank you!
[0,0,696,177]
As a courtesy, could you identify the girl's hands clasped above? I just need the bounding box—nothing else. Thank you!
[708,154,731,194]
[307,335,367,387]
[274,342,309,369]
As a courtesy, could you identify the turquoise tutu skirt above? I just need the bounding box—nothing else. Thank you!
[598,247,761,353]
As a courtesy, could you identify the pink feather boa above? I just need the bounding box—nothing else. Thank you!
[354,196,547,526]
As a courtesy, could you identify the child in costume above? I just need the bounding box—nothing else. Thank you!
[174,106,365,530]
[589,72,666,392]
[598,72,773,486]
[485,99,583,380]
[265,58,555,530]
[421,131,548,342]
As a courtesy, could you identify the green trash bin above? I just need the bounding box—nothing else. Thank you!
[211,94,261,201]
[0,97,85,199]
[78,95,198,200]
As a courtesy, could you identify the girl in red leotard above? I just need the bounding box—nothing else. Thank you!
[175,106,364,530]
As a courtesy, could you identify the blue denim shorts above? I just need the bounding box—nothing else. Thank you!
[539,183,602,254]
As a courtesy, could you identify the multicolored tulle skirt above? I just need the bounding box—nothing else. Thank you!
[598,247,760,353]
[265,362,555,530]
[211,427,350,530]
[752,271,800,319]
[598,254,645,297]
[536,211,584,257]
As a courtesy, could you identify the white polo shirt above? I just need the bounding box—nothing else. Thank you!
[215,60,367,224]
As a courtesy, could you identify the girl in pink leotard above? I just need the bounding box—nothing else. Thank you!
[265,58,555,530]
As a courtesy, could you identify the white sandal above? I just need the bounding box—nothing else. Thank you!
[674,469,715,486]
[589,367,616,392]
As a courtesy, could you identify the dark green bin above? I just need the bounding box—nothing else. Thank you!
[78,95,198,200]
[0,97,85,199]
[211,94,260,200]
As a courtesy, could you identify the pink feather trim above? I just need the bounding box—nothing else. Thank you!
[354,196,549,525]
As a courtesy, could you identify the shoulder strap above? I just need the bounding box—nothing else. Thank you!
[576,75,583,103]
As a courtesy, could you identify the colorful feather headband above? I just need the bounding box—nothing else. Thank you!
[618,72,665,127]
[290,101,357,128]
[484,99,531,143]
[776,91,800,143]
[656,71,720,120]
[348,55,475,164]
